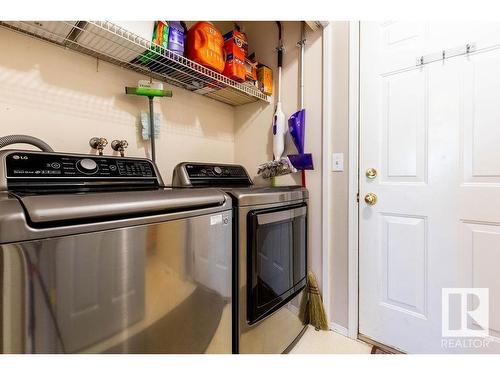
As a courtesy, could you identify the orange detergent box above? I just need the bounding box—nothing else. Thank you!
[257,64,273,95]
[223,29,248,59]
[223,29,248,81]
[223,56,246,82]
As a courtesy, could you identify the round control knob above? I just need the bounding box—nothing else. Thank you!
[76,158,98,174]
[213,166,223,175]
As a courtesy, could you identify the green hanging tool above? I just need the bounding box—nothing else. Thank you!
[125,86,173,163]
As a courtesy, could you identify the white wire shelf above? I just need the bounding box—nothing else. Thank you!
[0,21,271,106]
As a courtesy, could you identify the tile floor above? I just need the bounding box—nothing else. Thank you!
[290,326,373,354]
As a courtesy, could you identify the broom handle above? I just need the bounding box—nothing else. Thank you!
[300,23,306,188]
[276,21,283,104]
[299,22,305,109]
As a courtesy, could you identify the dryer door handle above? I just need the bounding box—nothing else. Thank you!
[256,206,307,225]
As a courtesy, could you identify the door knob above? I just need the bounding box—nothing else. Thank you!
[366,168,378,179]
[364,193,378,206]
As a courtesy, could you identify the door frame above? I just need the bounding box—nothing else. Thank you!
[347,20,360,340]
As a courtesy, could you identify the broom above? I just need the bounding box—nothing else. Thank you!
[299,271,329,331]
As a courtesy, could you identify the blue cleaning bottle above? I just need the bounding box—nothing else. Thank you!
[168,21,185,55]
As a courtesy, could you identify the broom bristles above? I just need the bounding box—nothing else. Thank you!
[299,271,329,331]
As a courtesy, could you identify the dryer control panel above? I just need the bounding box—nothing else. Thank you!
[172,162,253,187]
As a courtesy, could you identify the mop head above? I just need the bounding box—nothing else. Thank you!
[257,157,297,179]
[299,271,329,331]
[288,153,314,170]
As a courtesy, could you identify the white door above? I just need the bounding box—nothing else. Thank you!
[359,21,500,353]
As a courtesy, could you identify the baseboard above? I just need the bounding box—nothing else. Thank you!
[329,322,349,337]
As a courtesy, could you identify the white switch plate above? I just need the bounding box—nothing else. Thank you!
[332,153,344,172]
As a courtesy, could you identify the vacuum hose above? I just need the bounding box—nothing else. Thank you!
[0,135,54,152]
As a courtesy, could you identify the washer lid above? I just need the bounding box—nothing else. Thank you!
[18,188,227,225]
[227,186,308,206]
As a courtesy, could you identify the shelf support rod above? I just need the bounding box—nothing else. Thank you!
[148,96,156,163]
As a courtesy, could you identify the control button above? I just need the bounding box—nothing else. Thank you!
[214,166,222,175]
[51,162,61,169]
[76,158,98,174]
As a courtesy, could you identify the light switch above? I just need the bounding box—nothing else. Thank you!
[332,153,344,172]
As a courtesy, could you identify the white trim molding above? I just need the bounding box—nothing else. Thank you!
[330,322,350,337]
[321,22,333,324]
[347,21,360,340]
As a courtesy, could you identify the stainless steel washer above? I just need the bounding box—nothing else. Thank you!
[173,162,308,354]
[0,150,232,354]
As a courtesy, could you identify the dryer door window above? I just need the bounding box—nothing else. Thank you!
[247,203,307,325]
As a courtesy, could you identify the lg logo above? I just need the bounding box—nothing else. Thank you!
[12,155,28,160]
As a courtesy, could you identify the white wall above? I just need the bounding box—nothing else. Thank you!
[327,22,350,330]
[235,22,352,332]
[0,28,235,183]
[234,22,325,297]
[0,22,351,332]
